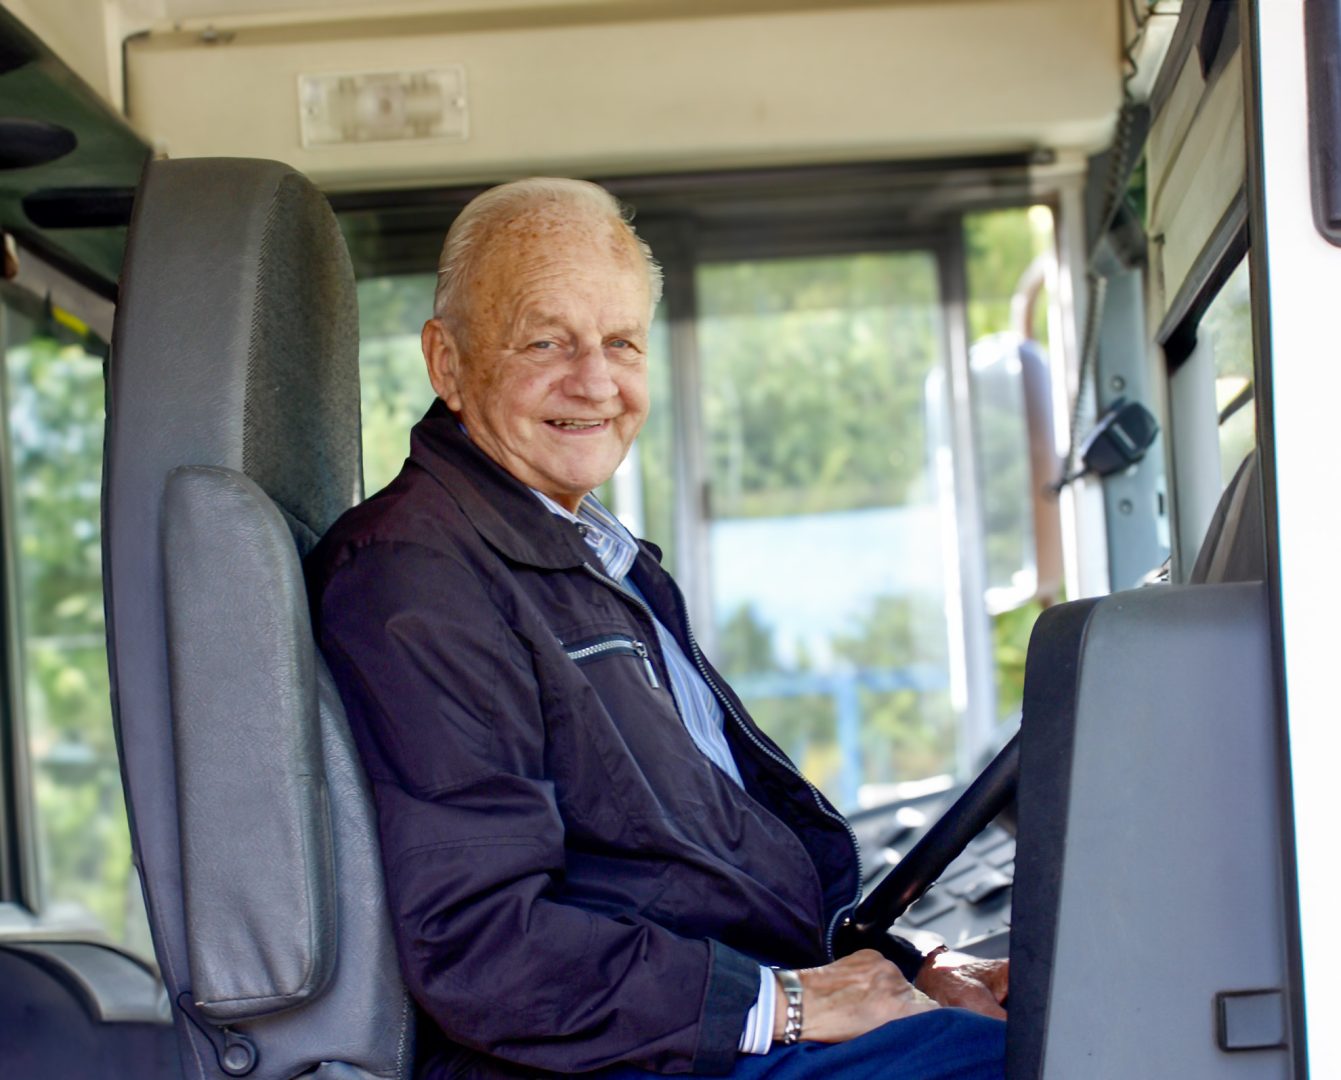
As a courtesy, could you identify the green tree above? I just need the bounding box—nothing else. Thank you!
[964,206,1053,344]
[356,275,438,494]
[5,334,135,944]
[698,252,941,518]
[716,603,779,675]
[991,599,1041,724]
[832,594,956,785]
[714,602,837,787]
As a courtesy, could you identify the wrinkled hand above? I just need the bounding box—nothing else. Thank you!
[772,949,939,1044]
[914,948,1009,1019]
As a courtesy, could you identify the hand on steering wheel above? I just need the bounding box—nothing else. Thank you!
[914,947,1009,1019]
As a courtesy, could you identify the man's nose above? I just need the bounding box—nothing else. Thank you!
[563,343,618,401]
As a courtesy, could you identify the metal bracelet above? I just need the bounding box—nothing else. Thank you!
[773,968,803,1045]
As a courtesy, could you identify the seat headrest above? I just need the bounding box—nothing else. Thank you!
[110,157,361,538]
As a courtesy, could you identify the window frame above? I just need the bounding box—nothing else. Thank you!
[0,289,47,918]
[1156,207,1253,580]
[0,266,139,948]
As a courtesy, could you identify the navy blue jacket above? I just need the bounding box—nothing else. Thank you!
[307,402,866,1077]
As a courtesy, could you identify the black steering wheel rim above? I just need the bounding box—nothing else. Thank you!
[847,732,1020,937]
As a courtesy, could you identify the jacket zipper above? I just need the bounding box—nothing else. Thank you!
[580,562,863,960]
[564,634,660,689]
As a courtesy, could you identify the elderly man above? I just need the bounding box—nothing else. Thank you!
[307,178,1007,1079]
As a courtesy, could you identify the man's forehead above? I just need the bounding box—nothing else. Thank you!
[460,215,646,321]
[484,206,640,267]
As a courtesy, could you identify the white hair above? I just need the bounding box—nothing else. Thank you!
[432,177,663,336]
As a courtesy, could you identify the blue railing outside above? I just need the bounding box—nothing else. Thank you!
[730,664,949,808]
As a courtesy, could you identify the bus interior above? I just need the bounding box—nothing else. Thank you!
[0,0,1334,1077]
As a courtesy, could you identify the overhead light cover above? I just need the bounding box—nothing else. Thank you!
[299,67,468,147]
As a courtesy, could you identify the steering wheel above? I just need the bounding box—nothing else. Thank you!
[843,732,1020,939]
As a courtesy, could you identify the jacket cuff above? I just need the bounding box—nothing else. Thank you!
[886,933,927,982]
[692,940,761,1074]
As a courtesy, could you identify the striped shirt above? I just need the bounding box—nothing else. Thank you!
[530,490,744,786]
[531,489,775,1055]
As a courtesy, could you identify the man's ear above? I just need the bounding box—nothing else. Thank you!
[422,318,465,411]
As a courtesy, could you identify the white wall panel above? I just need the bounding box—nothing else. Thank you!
[124,0,1119,188]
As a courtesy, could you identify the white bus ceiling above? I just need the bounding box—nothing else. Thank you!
[7,0,1121,188]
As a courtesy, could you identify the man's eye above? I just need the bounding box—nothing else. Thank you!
[529,340,557,351]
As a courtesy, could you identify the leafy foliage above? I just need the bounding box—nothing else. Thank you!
[698,252,941,518]
[356,275,437,493]
[695,211,1053,804]
[5,334,138,946]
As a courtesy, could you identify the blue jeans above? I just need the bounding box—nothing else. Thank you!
[594,1010,1006,1079]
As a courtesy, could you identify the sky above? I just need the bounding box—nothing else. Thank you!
[709,503,947,671]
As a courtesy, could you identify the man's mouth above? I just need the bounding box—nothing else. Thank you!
[546,419,607,430]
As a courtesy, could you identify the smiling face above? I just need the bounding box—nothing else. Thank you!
[422,205,652,512]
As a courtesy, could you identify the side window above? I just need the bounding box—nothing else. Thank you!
[357,274,437,495]
[1166,253,1256,573]
[963,205,1059,731]
[1,299,149,955]
[1198,258,1256,487]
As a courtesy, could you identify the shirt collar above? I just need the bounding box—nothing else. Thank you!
[530,489,639,583]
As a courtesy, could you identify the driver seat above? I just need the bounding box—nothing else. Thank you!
[104,158,413,1079]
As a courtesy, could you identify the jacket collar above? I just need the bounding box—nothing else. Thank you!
[408,399,591,570]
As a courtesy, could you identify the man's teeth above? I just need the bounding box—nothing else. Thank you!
[549,420,603,429]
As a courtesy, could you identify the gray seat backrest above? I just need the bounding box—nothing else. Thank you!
[1189,450,1265,585]
[105,157,412,1080]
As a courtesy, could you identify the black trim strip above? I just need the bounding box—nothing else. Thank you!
[327,152,1054,216]
[23,188,136,230]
